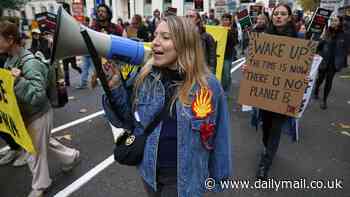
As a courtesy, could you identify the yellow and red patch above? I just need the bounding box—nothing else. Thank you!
[192,88,213,119]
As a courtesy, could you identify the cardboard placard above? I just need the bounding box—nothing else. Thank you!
[237,9,252,31]
[307,8,332,34]
[238,33,318,117]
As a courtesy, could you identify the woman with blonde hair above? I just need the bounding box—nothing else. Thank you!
[103,16,232,197]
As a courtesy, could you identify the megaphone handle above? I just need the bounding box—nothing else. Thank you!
[81,28,135,132]
[80,29,113,99]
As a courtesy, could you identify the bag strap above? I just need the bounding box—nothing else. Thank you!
[142,96,172,136]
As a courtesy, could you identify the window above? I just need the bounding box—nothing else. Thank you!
[164,0,171,3]
[31,6,36,16]
[185,0,193,2]
[49,4,55,13]
[145,0,152,4]
[41,5,47,12]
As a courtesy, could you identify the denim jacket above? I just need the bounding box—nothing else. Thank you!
[103,68,232,196]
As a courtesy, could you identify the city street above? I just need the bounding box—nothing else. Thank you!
[0,65,349,197]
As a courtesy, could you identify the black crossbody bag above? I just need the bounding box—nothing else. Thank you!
[113,99,170,166]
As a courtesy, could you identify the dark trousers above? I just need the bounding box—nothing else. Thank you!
[143,168,177,197]
[0,132,20,150]
[63,57,81,86]
[260,110,288,168]
[314,68,336,102]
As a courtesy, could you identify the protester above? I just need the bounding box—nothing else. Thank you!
[117,18,125,28]
[186,9,217,73]
[0,21,80,197]
[148,9,161,40]
[0,39,27,167]
[313,15,348,109]
[243,4,298,180]
[29,28,51,59]
[90,4,124,88]
[207,8,220,25]
[91,4,124,36]
[252,14,269,33]
[297,23,307,38]
[221,13,238,93]
[123,14,151,42]
[257,4,299,181]
[103,16,232,196]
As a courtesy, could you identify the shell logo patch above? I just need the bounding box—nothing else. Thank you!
[192,88,213,119]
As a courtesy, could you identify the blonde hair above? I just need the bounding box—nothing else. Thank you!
[134,16,210,106]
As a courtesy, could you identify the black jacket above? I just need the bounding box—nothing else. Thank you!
[224,27,239,60]
[318,31,348,72]
[0,54,7,68]
[30,38,51,59]
[201,31,217,72]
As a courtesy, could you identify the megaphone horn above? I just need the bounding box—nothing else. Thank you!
[51,6,149,65]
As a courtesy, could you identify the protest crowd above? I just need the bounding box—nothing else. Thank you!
[0,1,349,197]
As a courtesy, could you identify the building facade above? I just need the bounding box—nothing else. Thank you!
[4,0,304,23]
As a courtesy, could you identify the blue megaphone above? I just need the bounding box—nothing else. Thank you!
[51,6,151,65]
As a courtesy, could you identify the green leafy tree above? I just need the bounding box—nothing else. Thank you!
[0,0,26,9]
[0,0,27,17]
[297,0,320,11]
[0,0,28,20]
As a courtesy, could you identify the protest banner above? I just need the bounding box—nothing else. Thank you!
[237,9,253,31]
[194,0,204,11]
[205,25,229,81]
[35,12,57,34]
[249,5,263,23]
[0,69,36,154]
[297,55,323,118]
[307,8,332,34]
[214,0,228,19]
[320,0,342,11]
[227,0,238,13]
[238,33,318,117]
